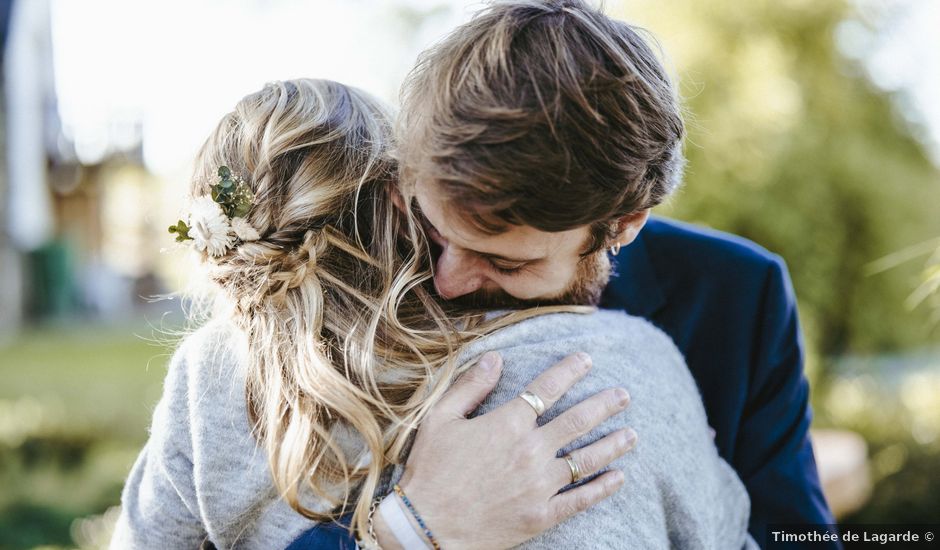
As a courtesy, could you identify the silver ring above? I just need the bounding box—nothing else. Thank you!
[564,454,582,484]
[518,390,546,416]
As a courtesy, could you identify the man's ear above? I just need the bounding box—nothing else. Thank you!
[612,209,650,247]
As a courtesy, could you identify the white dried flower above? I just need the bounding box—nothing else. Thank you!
[231,217,261,242]
[188,196,234,257]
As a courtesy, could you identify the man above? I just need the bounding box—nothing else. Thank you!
[294,1,836,547]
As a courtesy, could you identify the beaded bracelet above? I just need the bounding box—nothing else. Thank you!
[393,484,441,550]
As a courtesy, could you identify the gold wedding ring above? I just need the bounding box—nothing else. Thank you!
[563,454,582,484]
[518,390,547,416]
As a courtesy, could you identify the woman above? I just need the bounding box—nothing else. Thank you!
[112,78,754,549]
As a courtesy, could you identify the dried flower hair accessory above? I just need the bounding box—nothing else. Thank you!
[169,166,261,257]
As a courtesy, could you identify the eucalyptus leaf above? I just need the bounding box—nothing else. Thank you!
[233,201,251,218]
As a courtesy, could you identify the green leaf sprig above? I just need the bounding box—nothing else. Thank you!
[168,220,192,242]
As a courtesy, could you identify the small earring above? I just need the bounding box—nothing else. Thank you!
[610,243,622,255]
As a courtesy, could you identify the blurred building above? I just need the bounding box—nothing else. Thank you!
[1,0,80,337]
[0,0,14,341]
[1,0,61,339]
[0,0,170,342]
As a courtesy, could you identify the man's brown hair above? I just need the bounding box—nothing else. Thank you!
[399,0,685,253]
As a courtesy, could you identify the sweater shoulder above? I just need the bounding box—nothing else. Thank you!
[464,310,696,419]
[175,319,246,379]
[476,309,668,344]
[162,319,249,411]
[467,309,682,367]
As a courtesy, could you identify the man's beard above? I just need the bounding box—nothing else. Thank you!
[443,250,612,312]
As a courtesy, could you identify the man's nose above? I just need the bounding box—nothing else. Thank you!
[433,246,485,299]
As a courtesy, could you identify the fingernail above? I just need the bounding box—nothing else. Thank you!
[576,352,592,369]
[624,428,638,451]
[615,388,630,407]
[479,352,501,372]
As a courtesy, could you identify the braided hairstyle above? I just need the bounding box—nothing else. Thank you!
[186,79,477,537]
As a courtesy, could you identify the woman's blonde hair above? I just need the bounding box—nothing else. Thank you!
[184,78,468,538]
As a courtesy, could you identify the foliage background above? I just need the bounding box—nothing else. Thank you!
[631,0,940,358]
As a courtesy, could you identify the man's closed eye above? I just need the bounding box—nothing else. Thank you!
[489,260,527,276]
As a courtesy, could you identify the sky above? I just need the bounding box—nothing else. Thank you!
[49,0,940,176]
[50,0,478,176]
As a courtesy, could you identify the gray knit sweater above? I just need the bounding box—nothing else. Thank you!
[112,310,755,549]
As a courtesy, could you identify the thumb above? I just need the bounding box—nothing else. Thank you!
[436,351,503,418]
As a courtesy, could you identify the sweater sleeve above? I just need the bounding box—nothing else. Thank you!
[110,337,209,550]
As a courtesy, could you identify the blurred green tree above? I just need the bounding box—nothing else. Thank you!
[617,0,940,361]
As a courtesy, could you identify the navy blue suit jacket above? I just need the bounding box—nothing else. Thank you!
[288,217,837,549]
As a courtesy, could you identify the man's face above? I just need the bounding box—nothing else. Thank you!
[413,180,612,309]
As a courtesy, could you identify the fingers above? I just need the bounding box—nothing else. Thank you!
[541,387,631,448]
[502,353,593,420]
[547,469,625,525]
[433,352,504,418]
[553,428,637,488]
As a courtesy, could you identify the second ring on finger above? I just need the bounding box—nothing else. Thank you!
[560,450,592,485]
[555,428,637,488]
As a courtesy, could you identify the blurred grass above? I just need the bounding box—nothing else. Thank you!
[814,350,940,525]
[0,323,173,550]
[0,323,171,440]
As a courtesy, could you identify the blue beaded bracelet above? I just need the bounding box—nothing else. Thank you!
[393,484,441,550]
